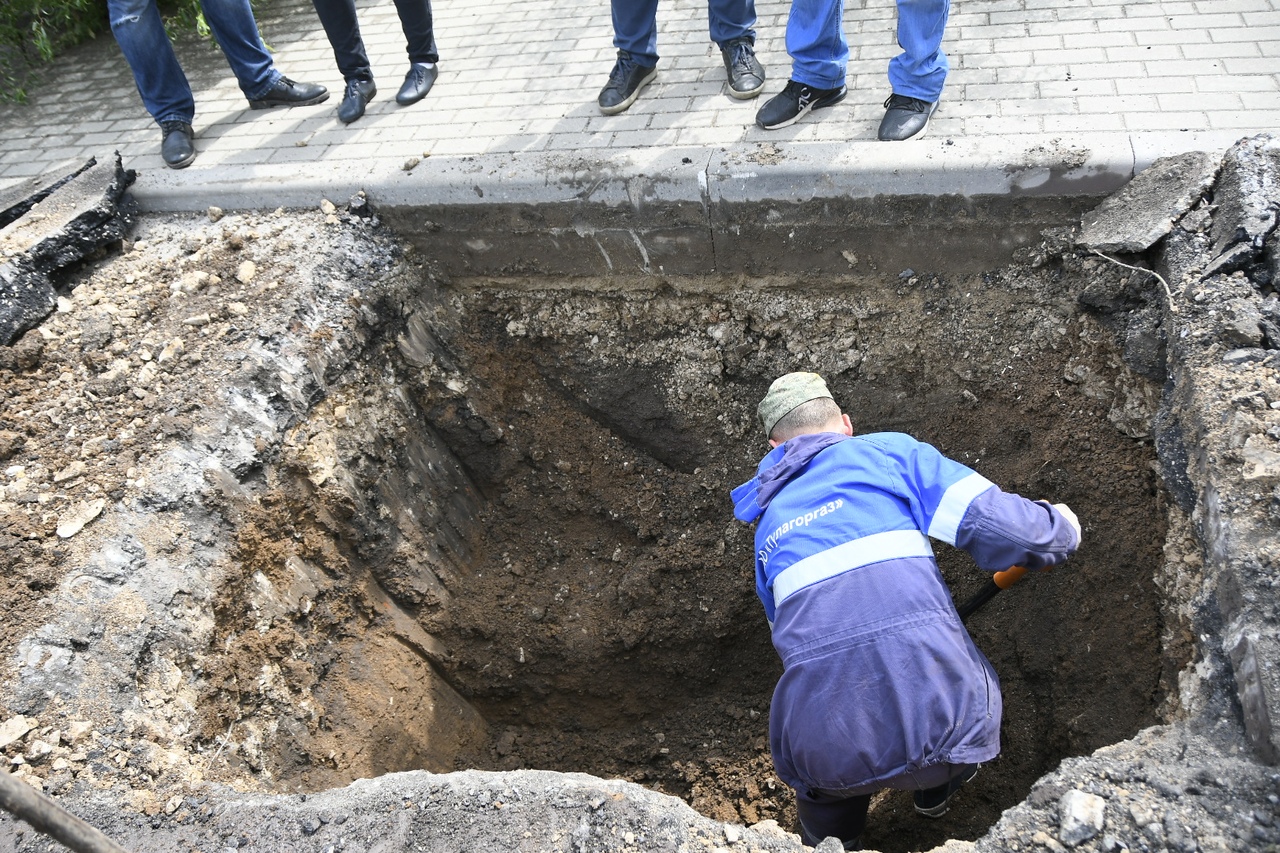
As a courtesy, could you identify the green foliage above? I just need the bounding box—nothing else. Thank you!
[0,0,208,103]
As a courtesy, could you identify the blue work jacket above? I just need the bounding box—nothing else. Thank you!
[730,431,1078,794]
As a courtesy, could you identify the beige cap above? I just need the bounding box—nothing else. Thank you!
[757,372,833,437]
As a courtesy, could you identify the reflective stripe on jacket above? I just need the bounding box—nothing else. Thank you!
[730,431,1078,792]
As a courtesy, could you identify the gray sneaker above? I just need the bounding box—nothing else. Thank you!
[721,37,765,99]
[598,51,657,115]
[878,94,939,141]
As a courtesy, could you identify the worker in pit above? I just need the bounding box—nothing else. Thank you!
[730,372,1081,849]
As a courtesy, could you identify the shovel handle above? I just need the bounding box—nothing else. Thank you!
[956,565,1030,623]
[993,565,1028,590]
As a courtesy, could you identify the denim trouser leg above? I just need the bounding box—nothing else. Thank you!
[108,0,195,125]
[707,0,756,48]
[611,0,660,67]
[311,0,373,81]
[887,0,950,101]
[199,0,281,100]
[785,0,848,90]
[394,0,439,64]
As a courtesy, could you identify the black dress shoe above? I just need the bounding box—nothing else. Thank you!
[338,77,377,123]
[159,120,195,169]
[248,76,329,109]
[396,63,437,106]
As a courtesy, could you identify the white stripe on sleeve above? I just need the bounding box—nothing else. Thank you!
[926,472,995,545]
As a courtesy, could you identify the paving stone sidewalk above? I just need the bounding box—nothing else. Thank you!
[0,0,1277,210]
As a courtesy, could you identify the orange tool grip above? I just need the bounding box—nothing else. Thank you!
[993,565,1028,590]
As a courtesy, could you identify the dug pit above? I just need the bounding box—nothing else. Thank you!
[188,240,1170,852]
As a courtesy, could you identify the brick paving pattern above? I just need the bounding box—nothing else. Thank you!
[0,0,1277,205]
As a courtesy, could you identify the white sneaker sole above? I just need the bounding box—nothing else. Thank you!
[757,89,846,130]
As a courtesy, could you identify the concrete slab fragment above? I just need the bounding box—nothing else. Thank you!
[0,153,134,345]
[0,158,95,230]
[1078,150,1221,254]
[1210,133,1280,259]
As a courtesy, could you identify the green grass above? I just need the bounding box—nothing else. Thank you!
[1,1,212,103]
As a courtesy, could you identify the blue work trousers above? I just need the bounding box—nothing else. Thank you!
[795,762,978,848]
[311,0,438,83]
[787,0,950,99]
[611,0,757,67]
[108,0,280,125]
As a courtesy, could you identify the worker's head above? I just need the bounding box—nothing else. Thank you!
[758,372,852,447]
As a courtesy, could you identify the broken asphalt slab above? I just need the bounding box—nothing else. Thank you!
[0,154,135,346]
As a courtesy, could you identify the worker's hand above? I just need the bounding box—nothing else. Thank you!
[1053,502,1082,547]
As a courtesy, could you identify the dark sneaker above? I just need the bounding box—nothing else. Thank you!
[598,51,657,115]
[338,77,376,123]
[755,79,846,129]
[397,62,438,106]
[914,765,979,818]
[721,37,764,99]
[878,93,938,141]
[248,76,329,109]
[159,120,195,169]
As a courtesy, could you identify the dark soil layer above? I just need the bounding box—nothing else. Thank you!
[0,203,1170,853]
[401,265,1168,852]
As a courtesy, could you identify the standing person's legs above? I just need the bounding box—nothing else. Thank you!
[878,0,949,139]
[198,0,279,100]
[395,0,439,65]
[392,0,439,105]
[599,0,660,114]
[785,0,847,90]
[311,0,376,121]
[611,0,661,68]
[707,0,756,45]
[708,0,763,98]
[755,0,845,129]
[108,0,198,167]
[107,0,195,124]
[795,790,871,849]
[311,0,373,82]
[887,0,950,101]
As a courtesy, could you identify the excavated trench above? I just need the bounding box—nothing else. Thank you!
[199,218,1174,853]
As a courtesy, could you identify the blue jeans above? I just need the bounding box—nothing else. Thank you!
[611,0,757,68]
[108,0,281,125]
[786,0,949,99]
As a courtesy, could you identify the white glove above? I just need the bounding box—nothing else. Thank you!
[1053,502,1082,547]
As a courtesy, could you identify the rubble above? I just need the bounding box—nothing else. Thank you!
[0,154,135,346]
[0,134,1278,853]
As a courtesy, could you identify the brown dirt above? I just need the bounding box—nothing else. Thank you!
[0,206,1171,853]
[396,271,1168,853]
